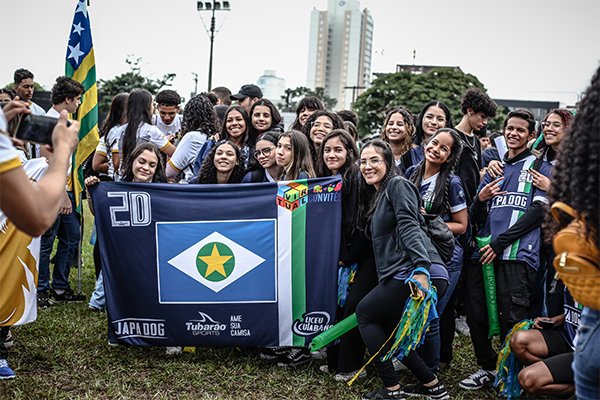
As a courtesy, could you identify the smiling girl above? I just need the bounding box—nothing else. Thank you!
[401,100,453,174]
[290,97,325,131]
[220,105,253,168]
[302,110,345,165]
[406,128,467,374]
[354,140,449,400]
[317,130,378,382]
[242,131,283,183]
[196,140,246,184]
[85,142,166,313]
[248,99,282,145]
[380,106,415,174]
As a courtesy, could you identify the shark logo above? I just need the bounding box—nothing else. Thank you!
[186,312,227,336]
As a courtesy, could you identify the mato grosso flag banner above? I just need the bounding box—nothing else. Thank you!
[90,177,342,347]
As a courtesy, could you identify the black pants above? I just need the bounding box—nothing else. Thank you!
[357,276,444,388]
[327,254,379,373]
[0,326,9,360]
[465,259,535,370]
[439,289,457,364]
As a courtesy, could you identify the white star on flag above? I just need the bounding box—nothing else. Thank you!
[167,231,265,293]
[72,22,85,36]
[68,43,85,64]
[74,1,88,17]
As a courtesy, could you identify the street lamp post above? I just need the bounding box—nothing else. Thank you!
[197,1,231,92]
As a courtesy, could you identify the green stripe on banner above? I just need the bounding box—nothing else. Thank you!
[78,104,98,138]
[65,61,75,77]
[81,65,96,90]
[291,180,307,346]
[509,211,525,259]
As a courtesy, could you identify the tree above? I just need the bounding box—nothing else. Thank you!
[353,68,503,137]
[97,56,176,114]
[278,86,337,112]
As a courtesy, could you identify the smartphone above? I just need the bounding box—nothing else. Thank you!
[539,320,555,330]
[14,114,71,145]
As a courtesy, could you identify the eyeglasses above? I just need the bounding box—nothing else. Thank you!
[312,121,333,130]
[254,147,275,158]
[424,114,447,124]
[357,158,383,168]
[541,122,563,130]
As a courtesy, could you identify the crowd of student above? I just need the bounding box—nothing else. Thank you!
[0,66,598,400]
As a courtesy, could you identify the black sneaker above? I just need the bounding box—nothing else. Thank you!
[37,291,52,308]
[259,346,290,360]
[276,347,311,367]
[362,386,405,400]
[458,369,496,390]
[50,288,86,303]
[403,381,449,399]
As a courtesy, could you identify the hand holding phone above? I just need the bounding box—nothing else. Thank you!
[15,114,72,145]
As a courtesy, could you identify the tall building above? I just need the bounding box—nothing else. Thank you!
[257,70,286,104]
[306,0,373,111]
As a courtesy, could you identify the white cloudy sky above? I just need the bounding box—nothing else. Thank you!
[1,0,599,106]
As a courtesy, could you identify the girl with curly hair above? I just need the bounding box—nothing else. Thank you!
[301,110,345,166]
[195,140,246,184]
[166,95,220,182]
[248,99,282,145]
[380,106,415,174]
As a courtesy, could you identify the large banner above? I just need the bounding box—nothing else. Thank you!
[90,177,342,347]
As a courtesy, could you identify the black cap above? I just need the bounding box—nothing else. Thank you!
[230,84,263,101]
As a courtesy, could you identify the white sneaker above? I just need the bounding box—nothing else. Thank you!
[455,316,470,336]
[334,369,367,382]
[459,369,496,390]
[319,364,330,373]
[165,346,182,355]
[392,358,408,371]
[311,347,327,360]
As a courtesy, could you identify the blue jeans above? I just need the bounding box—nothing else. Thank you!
[573,307,600,400]
[88,271,106,310]
[38,192,80,292]
[436,269,461,316]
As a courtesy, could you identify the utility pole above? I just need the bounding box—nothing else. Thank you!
[343,85,366,109]
[197,1,231,92]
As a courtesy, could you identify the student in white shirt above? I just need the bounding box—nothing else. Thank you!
[152,89,182,140]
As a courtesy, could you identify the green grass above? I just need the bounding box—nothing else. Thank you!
[1,205,550,399]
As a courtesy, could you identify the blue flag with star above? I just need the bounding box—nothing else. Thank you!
[90,178,343,348]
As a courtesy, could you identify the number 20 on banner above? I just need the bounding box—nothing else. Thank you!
[107,191,152,227]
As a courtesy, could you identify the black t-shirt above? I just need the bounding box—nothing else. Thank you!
[455,129,482,207]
